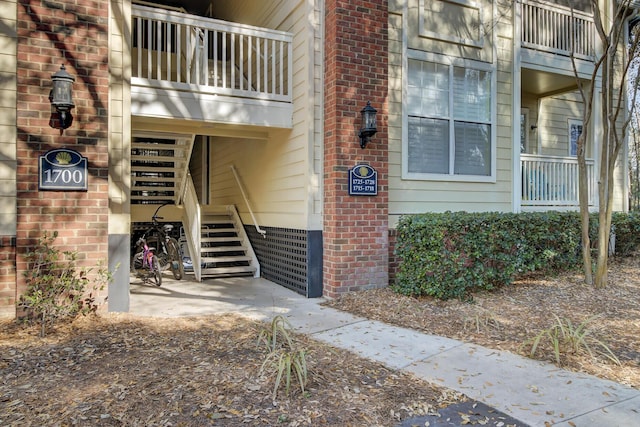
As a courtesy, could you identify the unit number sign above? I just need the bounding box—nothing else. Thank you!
[39,148,88,191]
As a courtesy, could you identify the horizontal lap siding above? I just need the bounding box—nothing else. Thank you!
[210,1,313,231]
[388,1,514,218]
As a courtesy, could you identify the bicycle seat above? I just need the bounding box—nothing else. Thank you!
[163,224,173,233]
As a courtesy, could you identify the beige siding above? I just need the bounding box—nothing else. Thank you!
[0,0,17,235]
[537,92,585,158]
[388,0,514,222]
[108,0,132,235]
[208,0,320,230]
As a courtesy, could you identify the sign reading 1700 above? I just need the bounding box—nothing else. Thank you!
[39,148,88,191]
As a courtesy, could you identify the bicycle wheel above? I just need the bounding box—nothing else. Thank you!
[131,249,144,273]
[151,255,162,287]
[166,237,185,280]
[146,236,169,271]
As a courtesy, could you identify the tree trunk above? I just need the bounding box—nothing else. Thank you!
[578,139,593,285]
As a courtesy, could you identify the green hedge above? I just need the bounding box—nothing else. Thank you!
[610,211,640,256]
[392,211,640,300]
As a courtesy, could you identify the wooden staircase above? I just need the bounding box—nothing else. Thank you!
[131,135,194,205]
[198,206,258,278]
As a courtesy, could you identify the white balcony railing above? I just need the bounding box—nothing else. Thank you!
[521,0,595,59]
[521,154,596,207]
[132,4,293,103]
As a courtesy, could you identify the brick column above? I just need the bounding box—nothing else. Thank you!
[323,0,389,298]
[15,0,109,303]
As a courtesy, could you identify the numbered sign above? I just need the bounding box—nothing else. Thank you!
[39,149,88,191]
[348,164,377,196]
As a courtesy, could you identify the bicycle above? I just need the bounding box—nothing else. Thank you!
[131,237,162,286]
[139,203,185,280]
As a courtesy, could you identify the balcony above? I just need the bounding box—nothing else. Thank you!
[521,0,595,60]
[521,154,596,209]
[130,4,293,128]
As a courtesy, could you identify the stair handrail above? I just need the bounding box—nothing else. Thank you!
[230,164,266,238]
[181,173,202,281]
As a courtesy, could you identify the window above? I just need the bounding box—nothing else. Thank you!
[568,119,583,157]
[520,109,529,154]
[406,59,493,179]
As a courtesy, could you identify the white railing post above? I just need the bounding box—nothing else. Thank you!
[521,154,594,208]
[131,4,292,103]
[520,0,595,59]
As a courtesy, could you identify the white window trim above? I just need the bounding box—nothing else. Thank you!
[520,108,529,154]
[402,50,497,183]
[568,118,583,157]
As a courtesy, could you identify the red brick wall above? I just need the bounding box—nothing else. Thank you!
[12,0,110,309]
[323,0,389,298]
[388,228,398,285]
[0,237,17,317]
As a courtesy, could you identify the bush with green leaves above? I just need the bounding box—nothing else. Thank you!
[393,210,640,300]
[18,231,111,336]
[609,211,640,256]
[257,315,309,400]
[393,211,585,300]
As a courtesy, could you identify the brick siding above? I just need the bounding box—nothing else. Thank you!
[323,0,389,298]
[11,0,110,309]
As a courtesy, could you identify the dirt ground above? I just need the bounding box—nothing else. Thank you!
[1,256,638,426]
[1,314,466,426]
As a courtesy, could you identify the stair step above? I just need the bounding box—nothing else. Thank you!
[200,246,247,253]
[201,217,232,223]
[201,266,256,276]
[201,236,242,243]
[201,228,237,234]
[201,256,252,263]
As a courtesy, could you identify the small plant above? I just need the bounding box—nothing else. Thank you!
[464,308,499,333]
[17,231,112,337]
[257,315,309,400]
[523,314,620,366]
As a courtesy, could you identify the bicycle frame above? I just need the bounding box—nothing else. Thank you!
[140,203,184,280]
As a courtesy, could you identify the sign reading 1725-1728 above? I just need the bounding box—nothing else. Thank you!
[39,148,88,191]
[348,164,377,196]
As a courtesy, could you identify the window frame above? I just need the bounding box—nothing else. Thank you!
[402,51,497,182]
[568,118,583,157]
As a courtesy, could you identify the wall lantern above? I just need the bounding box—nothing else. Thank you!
[358,101,377,148]
[49,64,75,131]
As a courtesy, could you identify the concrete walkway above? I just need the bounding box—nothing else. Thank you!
[129,275,640,427]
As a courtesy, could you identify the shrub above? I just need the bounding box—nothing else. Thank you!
[392,211,584,300]
[610,211,640,256]
[393,210,640,300]
[17,231,111,336]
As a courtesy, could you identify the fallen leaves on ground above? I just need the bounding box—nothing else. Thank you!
[327,255,640,389]
[0,314,464,426]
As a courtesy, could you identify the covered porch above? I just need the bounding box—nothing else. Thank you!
[517,0,598,210]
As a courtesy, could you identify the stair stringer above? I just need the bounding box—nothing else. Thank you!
[225,205,260,278]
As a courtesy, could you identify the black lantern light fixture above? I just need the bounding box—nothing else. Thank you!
[49,64,75,131]
[358,101,377,148]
